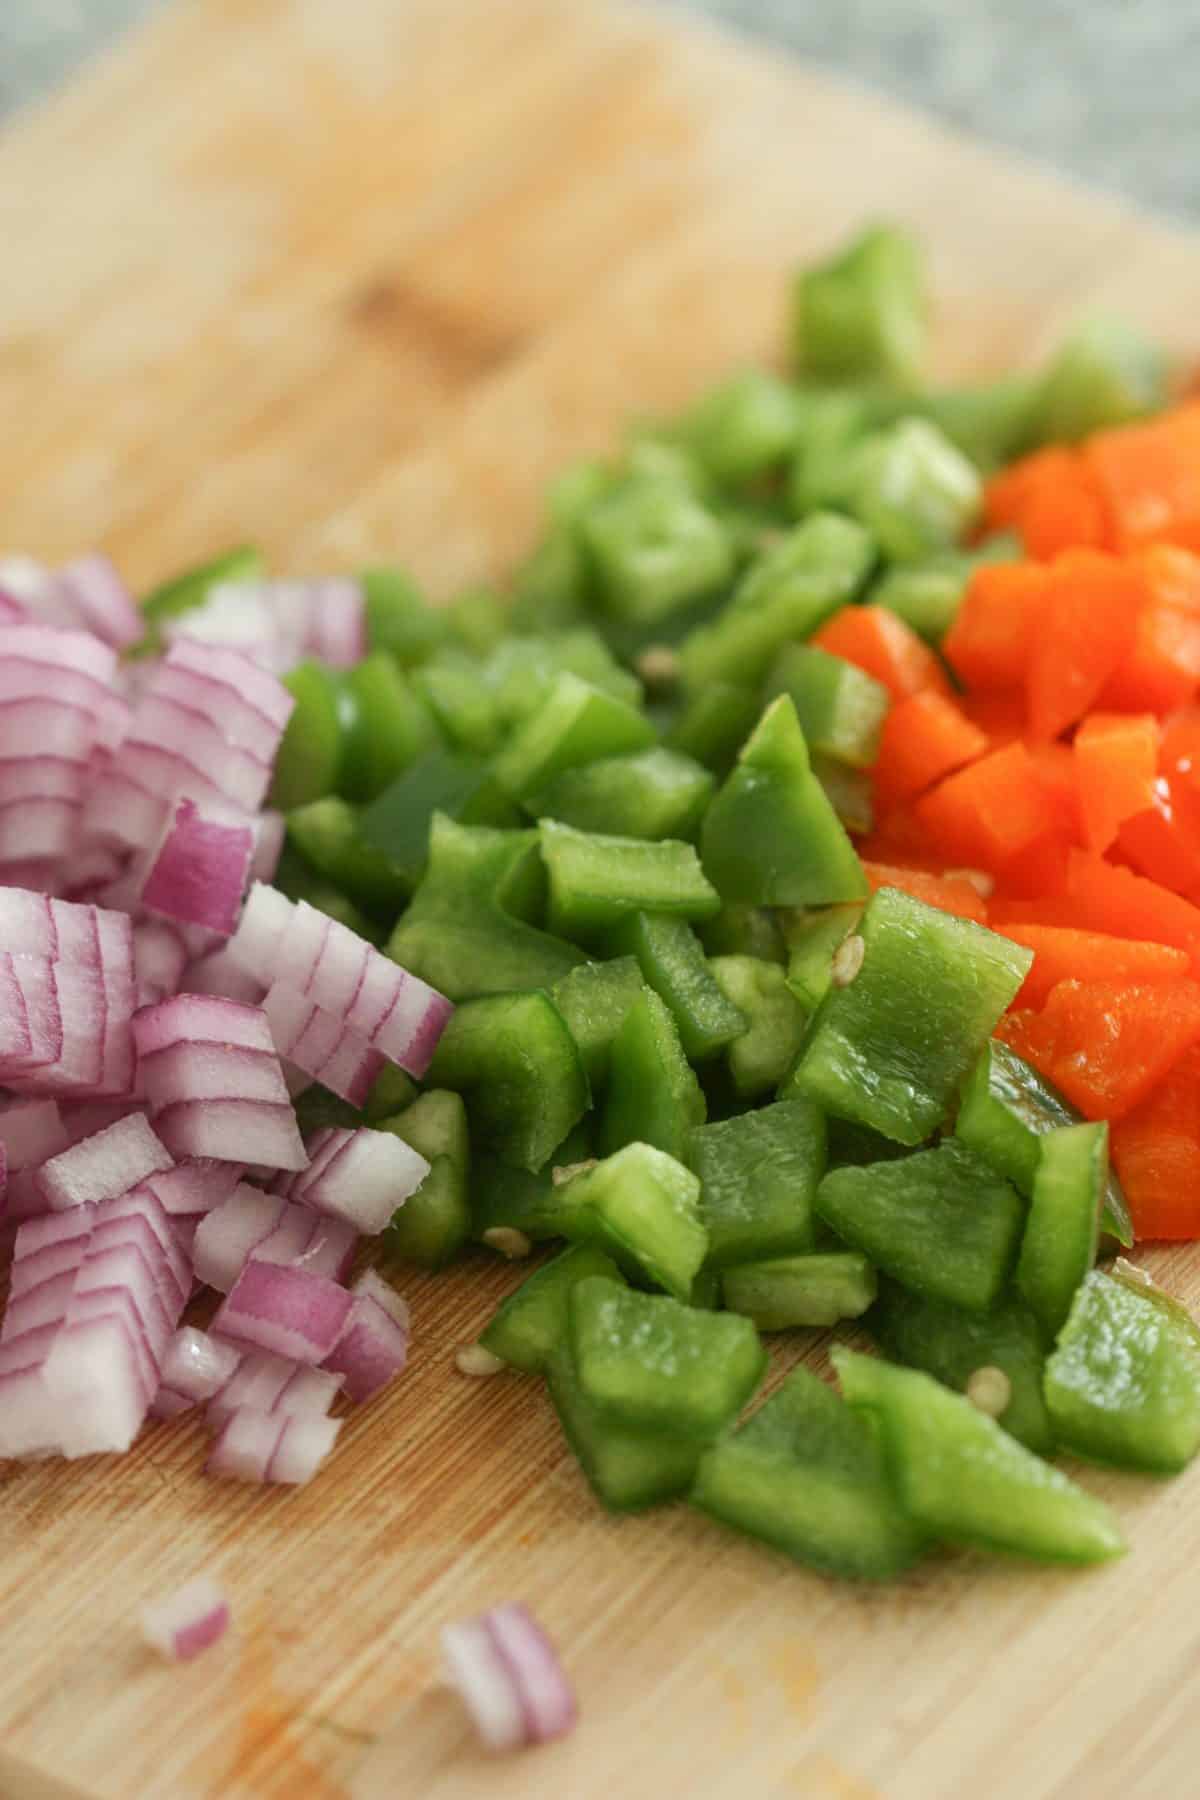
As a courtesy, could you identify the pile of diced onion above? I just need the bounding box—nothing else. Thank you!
[0,552,453,1486]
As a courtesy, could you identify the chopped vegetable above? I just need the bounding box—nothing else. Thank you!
[442,1605,576,1753]
[140,1575,230,1663]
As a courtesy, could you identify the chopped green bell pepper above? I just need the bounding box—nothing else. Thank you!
[339,652,442,803]
[427,989,589,1172]
[788,886,1032,1144]
[410,651,501,756]
[446,586,509,656]
[763,645,890,770]
[692,1363,928,1580]
[606,913,746,1063]
[955,1039,1133,1246]
[602,986,706,1160]
[723,1251,876,1329]
[834,1348,1124,1565]
[470,1121,594,1243]
[533,747,714,841]
[686,1098,825,1268]
[683,369,802,486]
[847,419,982,562]
[708,955,806,1097]
[493,672,656,803]
[1029,316,1169,446]
[783,902,864,1014]
[867,1279,1054,1455]
[269,660,345,810]
[576,477,735,626]
[912,379,1039,472]
[547,1341,702,1512]
[285,796,408,916]
[360,565,449,665]
[540,818,720,946]
[701,695,867,908]
[273,844,381,942]
[485,629,642,729]
[378,1090,471,1268]
[698,903,787,965]
[663,682,760,773]
[792,224,927,386]
[364,1064,418,1123]
[817,1138,1024,1313]
[562,1141,708,1300]
[569,1274,764,1437]
[1044,1267,1200,1474]
[359,749,518,892]
[479,1245,624,1373]
[1016,1120,1105,1341]
[811,754,874,835]
[548,956,644,1089]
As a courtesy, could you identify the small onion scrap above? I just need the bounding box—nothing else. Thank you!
[442,1605,577,1753]
[140,1575,231,1662]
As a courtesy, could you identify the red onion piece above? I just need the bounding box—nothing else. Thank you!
[288,1127,429,1235]
[250,811,285,887]
[213,1258,353,1364]
[305,578,367,669]
[0,1097,69,1166]
[182,944,266,1004]
[139,1159,243,1218]
[442,1606,577,1752]
[131,918,188,1004]
[207,1348,341,1426]
[156,1327,241,1410]
[0,623,118,687]
[323,1286,409,1404]
[157,640,294,746]
[43,1314,148,1457]
[206,1405,342,1485]
[134,995,306,1168]
[133,992,276,1060]
[59,1099,142,1145]
[57,556,142,651]
[37,1113,173,1210]
[140,1575,230,1662]
[152,1097,307,1170]
[131,693,272,812]
[0,951,34,1067]
[263,981,385,1107]
[191,1183,286,1293]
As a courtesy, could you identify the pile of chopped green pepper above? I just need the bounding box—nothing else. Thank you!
[148,223,1193,1585]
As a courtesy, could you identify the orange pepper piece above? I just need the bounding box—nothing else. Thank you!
[995,977,1200,1120]
[1110,1045,1200,1240]
[812,605,952,702]
[996,924,1190,1009]
[872,691,988,809]
[1073,712,1161,852]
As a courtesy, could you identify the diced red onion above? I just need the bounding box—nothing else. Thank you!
[133,993,276,1060]
[131,693,272,812]
[151,1097,306,1170]
[140,1574,230,1662]
[0,1097,69,1166]
[213,1258,353,1364]
[181,944,266,1004]
[0,951,34,1068]
[0,624,117,687]
[134,996,305,1168]
[263,981,385,1107]
[152,1328,241,1416]
[207,1348,341,1426]
[42,1313,148,1457]
[257,1201,358,1282]
[131,918,188,1003]
[323,1283,409,1404]
[288,1127,429,1235]
[156,640,294,747]
[37,1113,172,1210]
[191,1183,286,1292]
[442,1606,577,1752]
[3,1269,76,1342]
[139,1159,243,1218]
[57,556,142,651]
[59,1099,142,1144]
[249,811,285,887]
[306,578,367,669]
[206,1405,342,1485]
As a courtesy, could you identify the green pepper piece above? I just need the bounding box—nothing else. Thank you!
[817,1139,1024,1313]
[410,651,501,757]
[912,378,1039,472]
[834,1348,1124,1565]
[286,797,408,917]
[606,913,746,1063]
[786,387,894,518]
[478,1245,625,1373]
[708,955,805,1098]
[790,887,1032,1145]
[724,1252,876,1330]
[563,1141,708,1300]
[363,1064,418,1123]
[686,1099,825,1268]
[576,478,735,627]
[764,645,890,770]
[138,544,262,646]
[663,682,760,774]
[683,369,803,487]
[1044,1267,1200,1475]
[486,629,642,729]
[387,818,583,1002]
[446,587,509,656]
[1029,316,1169,446]
[570,1275,764,1438]
[339,652,441,803]
[678,513,874,692]
[602,986,706,1161]
[847,420,982,562]
[359,749,518,892]
[867,1279,1054,1455]
[817,1115,915,1167]
[698,903,786,965]
[533,747,714,842]
[546,1341,701,1512]
[540,818,720,946]
[269,660,345,810]
[427,990,588,1172]
[691,1363,928,1580]
[360,566,450,665]
[870,550,977,643]
[273,844,381,943]
[493,673,656,804]
[547,957,643,1089]
[1016,1121,1105,1341]
[811,754,874,836]
[378,1090,471,1268]
[783,903,864,1013]
[792,224,927,386]
[955,1040,1132,1246]
[470,1122,594,1243]
[508,527,590,635]
[701,695,867,909]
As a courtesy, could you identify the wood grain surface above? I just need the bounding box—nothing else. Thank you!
[2,2,1200,1796]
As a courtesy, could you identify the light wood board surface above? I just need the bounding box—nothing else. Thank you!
[2,2,1200,1796]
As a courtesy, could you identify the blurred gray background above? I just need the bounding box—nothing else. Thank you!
[1,1,1192,219]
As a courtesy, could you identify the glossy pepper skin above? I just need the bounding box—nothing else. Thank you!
[700,694,868,908]
[427,989,588,1173]
[787,886,1032,1145]
[602,986,707,1162]
[378,1090,471,1268]
[561,1141,708,1301]
[606,913,746,1063]
[685,1098,825,1269]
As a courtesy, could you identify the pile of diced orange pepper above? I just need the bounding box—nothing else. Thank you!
[824,402,1200,1241]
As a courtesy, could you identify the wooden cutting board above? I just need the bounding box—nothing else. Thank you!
[3,3,1200,1795]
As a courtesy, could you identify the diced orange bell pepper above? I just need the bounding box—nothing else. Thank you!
[997,923,1191,1009]
[1064,850,1200,970]
[1073,712,1161,852]
[914,741,1059,871]
[989,894,1081,930]
[984,447,1112,558]
[1026,551,1141,741]
[811,605,952,702]
[1160,708,1200,792]
[1116,776,1200,900]
[1110,1045,1200,1240]
[995,977,1200,1120]
[872,691,988,809]
[943,564,1049,691]
[957,690,1028,745]
[861,860,989,924]
[1026,740,1084,844]
[1099,546,1200,714]
[1086,403,1200,554]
